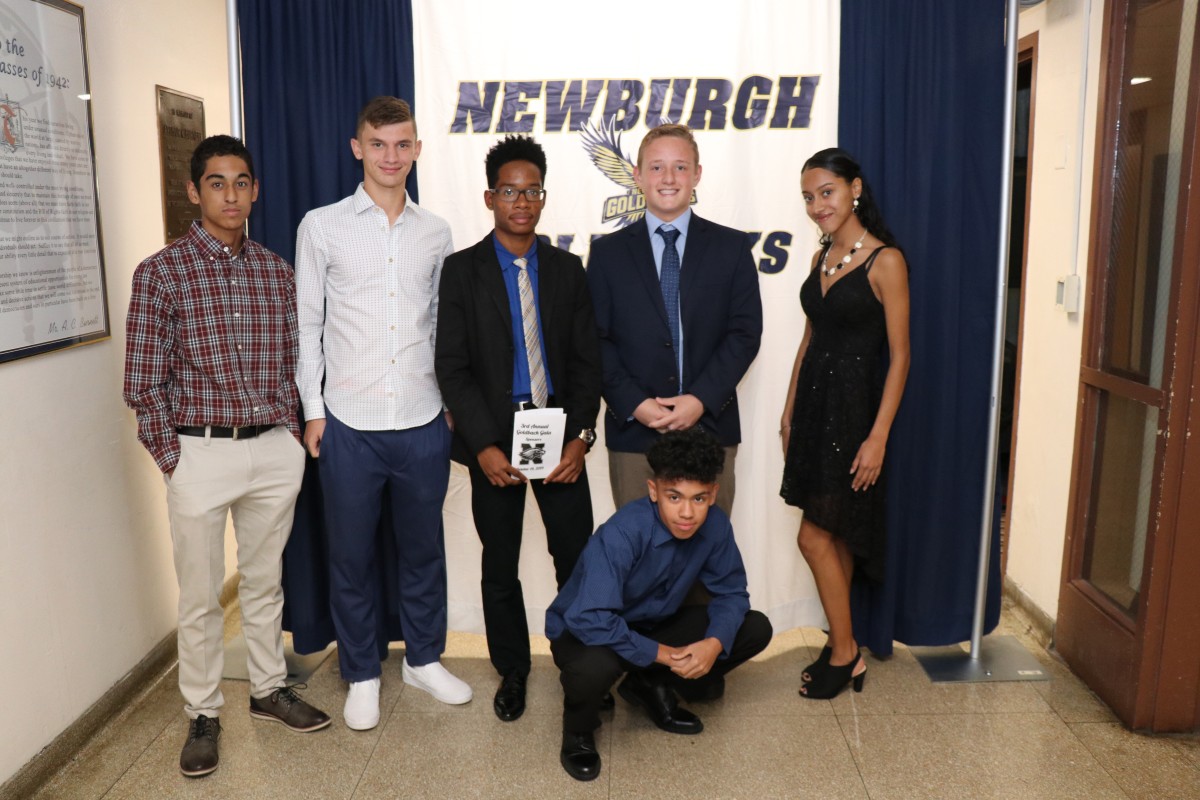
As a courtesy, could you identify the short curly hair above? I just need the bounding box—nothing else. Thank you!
[646,428,724,484]
[484,134,547,188]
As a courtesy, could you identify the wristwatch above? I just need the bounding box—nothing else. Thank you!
[577,428,597,452]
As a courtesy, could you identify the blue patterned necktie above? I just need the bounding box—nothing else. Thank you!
[657,225,681,389]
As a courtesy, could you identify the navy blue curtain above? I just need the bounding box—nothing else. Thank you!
[840,0,1007,655]
[238,0,416,654]
[238,0,417,265]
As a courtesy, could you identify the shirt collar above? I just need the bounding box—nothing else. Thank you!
[188,220,246,259]
[352,183,420,219]
[645,208,692,239]
[493,235,537,271]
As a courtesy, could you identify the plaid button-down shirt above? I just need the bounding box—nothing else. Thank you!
[123,222,301,473]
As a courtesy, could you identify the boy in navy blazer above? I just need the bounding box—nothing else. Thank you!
[586,123,763,516]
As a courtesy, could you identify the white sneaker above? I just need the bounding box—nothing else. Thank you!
[343,677,381,730]
[402,658,473,705]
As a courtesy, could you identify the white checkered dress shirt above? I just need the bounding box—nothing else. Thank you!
[295,185,454,431]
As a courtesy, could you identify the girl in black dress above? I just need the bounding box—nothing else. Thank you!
[780,149,910,699]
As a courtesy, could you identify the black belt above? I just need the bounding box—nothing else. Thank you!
[177,424,278,440]
[512,397,555,411]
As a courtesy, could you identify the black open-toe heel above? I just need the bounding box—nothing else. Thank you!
[799,653,865,700]
[801,645,832,684]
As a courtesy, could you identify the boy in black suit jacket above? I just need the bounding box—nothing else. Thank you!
[586,124,763,517]
[435,135,602,723]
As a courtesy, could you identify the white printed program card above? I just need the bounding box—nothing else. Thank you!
[511,408,566,479]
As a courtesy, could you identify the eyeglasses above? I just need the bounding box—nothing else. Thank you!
[488,187,547,203]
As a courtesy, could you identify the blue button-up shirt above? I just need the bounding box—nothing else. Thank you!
[545,496,751,667]
[495,238,555,402]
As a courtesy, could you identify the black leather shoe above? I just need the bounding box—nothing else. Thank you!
[249,685,332,732]
[560,730,601,781]
[493,673,527,722]
[676,675,725,703]
[617,672,703,735]
[179,715,220,778]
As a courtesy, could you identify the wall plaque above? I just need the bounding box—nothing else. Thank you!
[156,85,205,243]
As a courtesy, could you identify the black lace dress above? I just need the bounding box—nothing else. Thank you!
[780,245,889,583]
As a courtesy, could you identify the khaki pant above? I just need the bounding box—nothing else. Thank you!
[164,425,305,718]
[607,445,738,517]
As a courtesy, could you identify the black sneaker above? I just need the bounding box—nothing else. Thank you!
[179,715,220,778]
[249,684,332,732]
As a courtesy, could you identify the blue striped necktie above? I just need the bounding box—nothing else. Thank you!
[515,257,548,408]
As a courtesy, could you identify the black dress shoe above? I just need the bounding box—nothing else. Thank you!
[249,685,332,732]
[493,673,527,722]
[617,672,703,735]
[179,715,220,778]
[560,730,601,781]
[676,675,725,703]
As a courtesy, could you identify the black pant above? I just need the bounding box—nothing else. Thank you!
[550,606,773,733]
[468,462,593,677]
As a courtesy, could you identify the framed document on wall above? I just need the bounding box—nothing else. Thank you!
[156,86,204,243]
[0,0,109,363]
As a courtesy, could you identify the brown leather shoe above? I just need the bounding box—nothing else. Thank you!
[249,685,332,732]
[179,715,220,778]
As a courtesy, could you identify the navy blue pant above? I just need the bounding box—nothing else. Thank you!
[320,411,451,682]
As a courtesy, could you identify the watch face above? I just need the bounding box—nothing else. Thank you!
[580,428,596,445]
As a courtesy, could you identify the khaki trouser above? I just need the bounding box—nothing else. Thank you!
[164,425,305,718]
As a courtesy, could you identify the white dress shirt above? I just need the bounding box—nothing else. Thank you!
[295,184,454,431]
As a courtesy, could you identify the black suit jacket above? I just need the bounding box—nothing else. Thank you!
[436,233,602,465]
[585,213,763,452]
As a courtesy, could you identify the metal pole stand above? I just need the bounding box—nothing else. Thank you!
[912,0,1046,686]
[912,635,1048,683]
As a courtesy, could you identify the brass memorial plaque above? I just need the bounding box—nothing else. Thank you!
[156,86,205,243]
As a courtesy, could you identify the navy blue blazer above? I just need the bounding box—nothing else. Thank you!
[436,233,602,465]
[586,214,763,452]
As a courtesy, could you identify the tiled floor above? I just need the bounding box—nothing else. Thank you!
[24,607,1200,800]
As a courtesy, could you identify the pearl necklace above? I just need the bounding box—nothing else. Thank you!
[820,234,866,277]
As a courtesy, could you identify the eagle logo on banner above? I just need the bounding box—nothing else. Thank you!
[581,118,643,228]
[582,118,697,229]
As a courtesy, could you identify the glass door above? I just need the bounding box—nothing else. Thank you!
[1057,0,1200,731]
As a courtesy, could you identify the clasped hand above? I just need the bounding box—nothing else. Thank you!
[656,637,723,680]
[634,394,704,433]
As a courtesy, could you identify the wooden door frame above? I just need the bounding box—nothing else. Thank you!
[1057,0,1200,732]
[1148,21,1200,730]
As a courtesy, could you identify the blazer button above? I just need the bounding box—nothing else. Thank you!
[668,376,676,383]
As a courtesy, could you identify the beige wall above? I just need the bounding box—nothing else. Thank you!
[0,0,232,782]
[1005,0,1104,619]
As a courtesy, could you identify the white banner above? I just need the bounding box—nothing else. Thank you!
[415,0,839,634]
